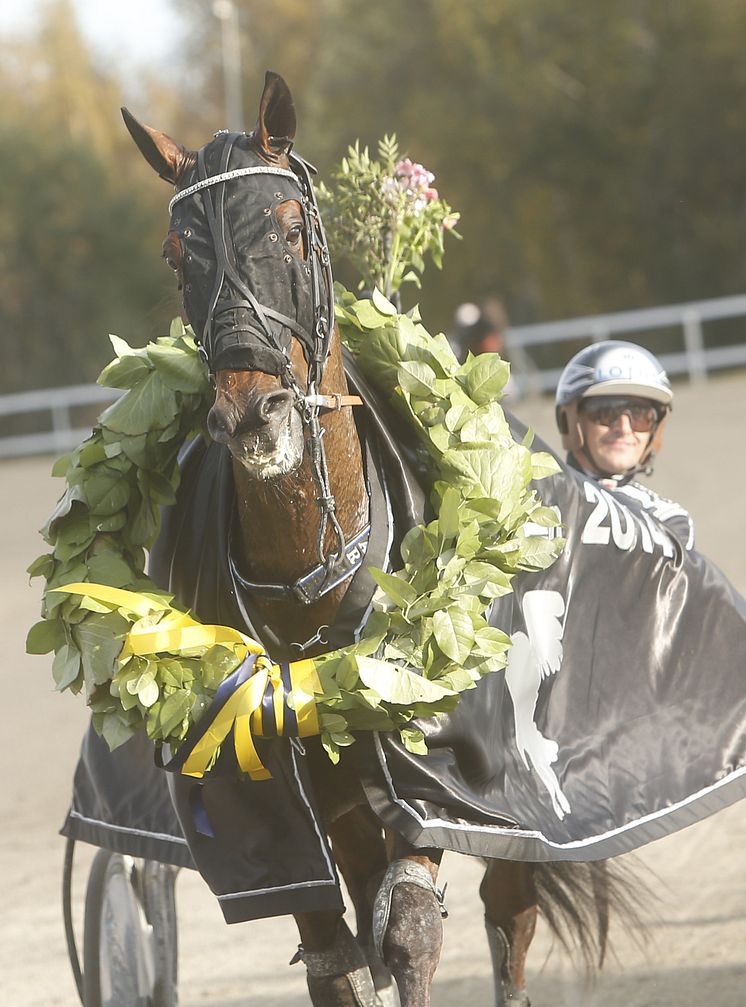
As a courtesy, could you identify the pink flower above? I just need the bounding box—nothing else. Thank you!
[395,158,436,192]
[424,187,439,201]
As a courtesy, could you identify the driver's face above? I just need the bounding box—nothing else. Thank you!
[574,396,655,476]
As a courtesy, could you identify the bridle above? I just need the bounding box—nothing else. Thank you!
[169,131,366,608]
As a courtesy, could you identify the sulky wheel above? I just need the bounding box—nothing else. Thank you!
[82,850,178,1007]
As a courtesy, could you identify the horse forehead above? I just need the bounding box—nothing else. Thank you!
[172,137,300,240]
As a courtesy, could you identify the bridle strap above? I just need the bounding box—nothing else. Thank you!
[174,133,361,603]
[168,164,299,214]
[230,523,371,606]
[305,393,363,412]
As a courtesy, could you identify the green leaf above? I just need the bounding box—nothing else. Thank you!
[41,484,86,542]
[83,473,130,515]
[27,553,55,579]
[321,733,341,765]
[51,454,72,477]
[157,691,193,738]
[530,451,561,480]
[98,711,137,750]
[371,288,398,316]
[472,626,511,656]
[138,677,160,708]
[26,618,65,655]
[141,469,177,506]
[442,443,532,504]
[350,299,389,329]
[200,645,242,690]
[355,656,455,705]
[437,486,461,541]
[369,568,418,609]
[330,731,356,748]
[460,354,510,405]
[516,535,564,572]
[86,551,136,588]
[398,360,440,398]
[463,560,512,591]
[52,643,82,691]
[399,726,428,755]
[169,317,187,339]
[146,342,209,393]
[99,371,179,436]
[73,611,129,688]
[319,712,349,734]
[432,607,475,664]
[98,354,151,390]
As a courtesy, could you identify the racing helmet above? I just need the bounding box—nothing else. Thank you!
[555,340,673,471]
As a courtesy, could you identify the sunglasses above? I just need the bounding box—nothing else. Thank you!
[579,397,663,432]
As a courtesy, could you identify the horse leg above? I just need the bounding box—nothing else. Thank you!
[295,909,381,1007]
[329,806,396,999]
[372,831,445,1006]
[479,860,537,1007]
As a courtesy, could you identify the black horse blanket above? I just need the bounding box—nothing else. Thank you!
[62,364,746,923]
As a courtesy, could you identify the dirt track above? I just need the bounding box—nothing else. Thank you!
[3,372,745,1006]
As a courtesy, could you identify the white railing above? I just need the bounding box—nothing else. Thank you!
[504,292,746,395]
[2,292,746,458]
[0,384,123,458]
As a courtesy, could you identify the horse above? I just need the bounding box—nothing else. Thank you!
[122,70,628,1007]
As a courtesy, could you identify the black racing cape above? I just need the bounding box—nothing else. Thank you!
[62,360,746,922]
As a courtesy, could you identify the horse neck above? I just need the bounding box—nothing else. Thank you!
[231,339,369,644]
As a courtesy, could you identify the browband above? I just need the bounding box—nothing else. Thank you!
[168,165,300,214]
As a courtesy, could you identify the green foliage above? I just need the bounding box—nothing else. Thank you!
[0,125,178,394]
[28,298,563,760]
[27,320,213,738]
[317,136,459,299]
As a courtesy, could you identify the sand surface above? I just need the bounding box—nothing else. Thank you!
[2,372,744,1006]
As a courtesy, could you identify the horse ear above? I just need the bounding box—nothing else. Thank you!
[121,107,195,184]
[254,71,297,156]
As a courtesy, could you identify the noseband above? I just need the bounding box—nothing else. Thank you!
[170,132,365,609]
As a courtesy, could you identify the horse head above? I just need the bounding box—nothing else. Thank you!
[122,71,340,482]
[123,73,368,623]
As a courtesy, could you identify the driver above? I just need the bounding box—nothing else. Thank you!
[481,342,697,1007]
[555,339,694,548]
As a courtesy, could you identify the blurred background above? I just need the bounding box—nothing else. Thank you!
[2,0,746,406]
[3,5,746,1005]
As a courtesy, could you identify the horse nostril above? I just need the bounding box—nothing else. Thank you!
[207,406,235,444]
[256,389,294,425]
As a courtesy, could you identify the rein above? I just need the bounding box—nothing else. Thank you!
[171,131,365,605]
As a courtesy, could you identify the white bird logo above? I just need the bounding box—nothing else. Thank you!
[504,590,571,819]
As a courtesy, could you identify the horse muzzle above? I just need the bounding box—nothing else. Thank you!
[208,386,304,479]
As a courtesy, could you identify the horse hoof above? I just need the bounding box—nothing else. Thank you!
[484,916,531,1007]
[302,918,381,1007]
[372,860,443,1005]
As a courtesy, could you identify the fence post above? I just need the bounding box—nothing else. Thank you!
[682,308,707,382]
[51,402,72,452]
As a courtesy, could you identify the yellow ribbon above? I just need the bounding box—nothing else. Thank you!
[55,583,265,662]
[54,582,171,617]
[56,582,324,781]
[183,658,322,781]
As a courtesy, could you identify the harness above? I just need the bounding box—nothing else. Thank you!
[170,131,365,606]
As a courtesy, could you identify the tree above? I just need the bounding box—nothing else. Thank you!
[0,0,182,392]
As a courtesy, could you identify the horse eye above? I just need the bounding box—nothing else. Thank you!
[165,256,180,271]
[287,224,303,244]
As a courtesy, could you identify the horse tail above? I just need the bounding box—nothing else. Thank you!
[534,858,652,972]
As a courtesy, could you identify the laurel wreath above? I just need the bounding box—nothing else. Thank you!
[26,292,562,763]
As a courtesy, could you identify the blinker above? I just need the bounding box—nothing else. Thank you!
[171,131,333,383]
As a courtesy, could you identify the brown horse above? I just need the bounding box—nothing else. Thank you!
[123,71,622,1007]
